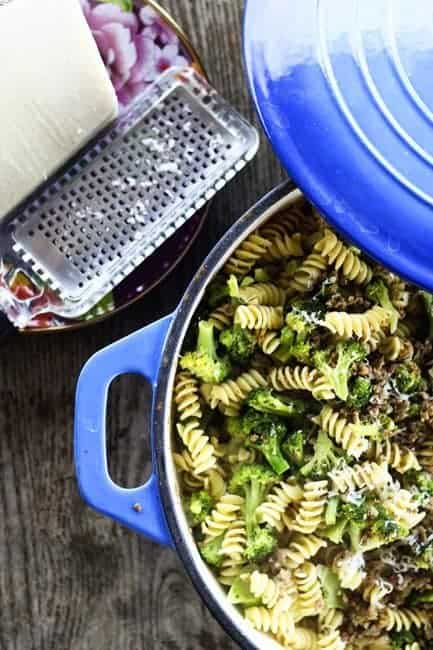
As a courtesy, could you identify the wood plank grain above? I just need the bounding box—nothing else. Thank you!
[0,1,287,648]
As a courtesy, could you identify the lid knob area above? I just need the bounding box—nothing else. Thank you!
[244,0,433,290]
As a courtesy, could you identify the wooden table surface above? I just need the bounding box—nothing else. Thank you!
[0,2,286,648]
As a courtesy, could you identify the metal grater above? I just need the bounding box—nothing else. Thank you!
[2,66,258,321]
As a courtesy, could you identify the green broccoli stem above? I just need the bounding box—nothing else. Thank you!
[198,320,217,358]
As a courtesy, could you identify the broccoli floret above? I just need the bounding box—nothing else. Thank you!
[273,310,315,365]
[282,431,305,467]
[228,576,260,606]
[180,320,231,384]
[247,388,308,418]
[394,362,425,395]
[421,291,433,339]
[408,403,422,419]
[246,526,277,562]
[408,470,433,502]
[366,279,400,332]
[254,268,271,283]
[362,502,408,551]
[318,565,343,609]
[323,495,374,551]
[300,430,343,478]
[206,278,230,307]
[200,533,225,568]
[186,490,213,527]
[226,415,247,440]
[220,325,257,364]
[415,540,433,569]
[229,464,278,561]
[411,589,433,605]
[390,630,416,650]
[347,376,372,409]
[241,410,290,475]
[313,342,367,401]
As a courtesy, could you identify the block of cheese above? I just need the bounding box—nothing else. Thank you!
[0,0,118,220]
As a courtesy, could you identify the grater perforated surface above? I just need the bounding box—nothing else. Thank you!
[11,67,258,317]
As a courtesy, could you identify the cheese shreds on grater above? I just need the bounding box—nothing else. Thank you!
[0,2,258,324]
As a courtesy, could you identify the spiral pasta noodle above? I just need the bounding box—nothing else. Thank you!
[219,518,247,559]
[261,220,304,260]
[368,440,421,474]
[317,630,347,650]
[315,229,372,285]
[362,578,393,613]
[244,605,294,637]
[257,482,303,532]
[379,336,414,362]
[287,252,328,294]
[219,555,248,587]
[224,231,272,276]
[419,440,433,472]
[277,627,318,650]
[177,420,218,475]
[208,303,234,330]
[320,609,344,632]
[294,561,325,619]
[234,305,284,330]
[316,406,370,459]
[174,371,203,421]
[329,461,392,493]
[289,480,328,535]
[209,369,267,411]
[249,571,281,608]
[383,490,425,531]
[174,450,208,490]
[279,534,326,569]
[380,607,429,632]
[324,306,390,342]
[256,329,281,355]
[201,493,244,540]
[270,365,335,400]
[238,282,287,306]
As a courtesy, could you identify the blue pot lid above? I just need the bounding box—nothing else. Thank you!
[244,0,433,290]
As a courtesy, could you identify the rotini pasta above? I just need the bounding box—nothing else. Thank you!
[261,220,304,260]
[317,630,346,650]
[319,609,344,631]
[224,231,272,276]
[270,365,335,400]
[234,305,284,330]
[177,419,218,475]
[244,605,294,637]
[315,406,370,459]
[368,440,421,474]
[287,252,328,294]
[208,369,267,411]
[379,336,414,362]
[175,202,433,649]
[329,461,392,493]
[278,534,326,569]
[208,303,235,330]
[201,493,244,540]
[294,561,325,619]
[248,571,281,608]
[315,229,372,285]
[174,371,203,421]
[380,607,429,632]
[257,482,303,532]
[383,490,425,531]
[237,282,287,306]
[324,306,390,342]
[256,329,282,355]
[289,480,328,535]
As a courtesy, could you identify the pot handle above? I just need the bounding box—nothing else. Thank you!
[74,313,174,547]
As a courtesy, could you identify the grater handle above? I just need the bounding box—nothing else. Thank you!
[74,314,174,547]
